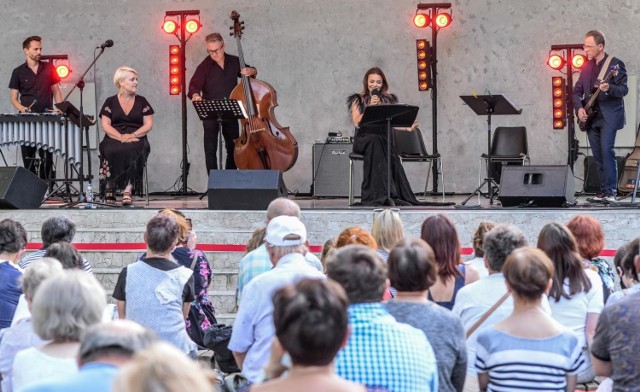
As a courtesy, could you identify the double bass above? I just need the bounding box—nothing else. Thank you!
[229,11,298,171]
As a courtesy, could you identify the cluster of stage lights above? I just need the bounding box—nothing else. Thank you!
[416,40,432,91]
[163,13,202,95]
[413,6,452,91]
[547,53,587,71]
[547,50,586,129]
[413,12,452,29]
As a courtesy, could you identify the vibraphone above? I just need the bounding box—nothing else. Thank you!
[0,113,83,169]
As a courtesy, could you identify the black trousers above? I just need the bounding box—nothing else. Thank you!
[203,119,239,174]
[21,145,55,181]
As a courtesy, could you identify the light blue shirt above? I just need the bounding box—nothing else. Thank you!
[229,252,325,383]
[19,362,118,392]
[236,243,322,305]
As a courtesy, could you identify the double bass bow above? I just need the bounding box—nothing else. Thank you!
[229,10,298,171]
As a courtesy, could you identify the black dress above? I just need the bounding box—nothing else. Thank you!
[98,95,153,196]
[347,93,421,206]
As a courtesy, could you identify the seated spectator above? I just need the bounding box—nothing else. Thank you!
[608,238,640,304]
[566,215,616,302]
[476,247,582,391]
[12,270,106,390]
[537,222,603,384]
[320,238,336,272]
[229,215,325,385]
[0,258,63,392]
[19,216,92,272]
[112,342,215,392]
[113,214,197,356]
[421,214,479,310]
[327,245,438,391]
[19,320,157,392]
[246,227,266,254]
[44,241,84,270]
[253,279,365,392]
[464,221,493,279]
[590,244,640,391]
[385,238,467,392]
[371,208,404,261]
[452,223,550,392]
[0,218,28,329]
[335,227,377,249]
[236,198,322,306]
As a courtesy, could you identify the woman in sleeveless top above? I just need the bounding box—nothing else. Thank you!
[421,214,479,310]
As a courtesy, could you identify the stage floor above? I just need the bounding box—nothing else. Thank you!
[40,192,640,210]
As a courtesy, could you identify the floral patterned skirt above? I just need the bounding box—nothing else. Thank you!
[98,136,150,197]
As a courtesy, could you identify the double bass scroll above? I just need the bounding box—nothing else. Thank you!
[229,10,298,172]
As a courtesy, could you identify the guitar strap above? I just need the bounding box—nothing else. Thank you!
[597,55,614,82]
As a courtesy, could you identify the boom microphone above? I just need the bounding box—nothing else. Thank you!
[96,39,114,49]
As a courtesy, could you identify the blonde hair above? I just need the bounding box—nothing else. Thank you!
[113,342,215,392]
[372,209,404,252]
[113,66,138,90]
[31,270,106,341]
[157,209,190,245]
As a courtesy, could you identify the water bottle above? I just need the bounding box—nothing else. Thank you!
[85,182,94,209]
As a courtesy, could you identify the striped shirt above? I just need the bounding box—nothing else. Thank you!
[475,328,583,391]
[18,249,93,273]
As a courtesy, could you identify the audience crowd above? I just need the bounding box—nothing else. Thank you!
[0,206,638,392]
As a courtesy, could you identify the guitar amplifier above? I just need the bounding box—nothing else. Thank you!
[312,143,362,197]
[584,156,625,193]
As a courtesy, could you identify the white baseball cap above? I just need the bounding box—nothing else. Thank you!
[265,216,307,247]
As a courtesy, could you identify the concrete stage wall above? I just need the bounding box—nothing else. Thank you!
[4,207,636,322]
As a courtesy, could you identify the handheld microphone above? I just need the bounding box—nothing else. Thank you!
[96,39,114,50]
[371,88,381,97]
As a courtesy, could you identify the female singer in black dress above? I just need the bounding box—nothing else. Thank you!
[347,67,420,206]
[99,66,153,206]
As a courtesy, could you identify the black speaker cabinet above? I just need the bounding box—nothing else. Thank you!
[583,156,625,193]
[0,166,47,209]
[312,143,363,197]
[208,170,287,210]
[499,165,575,207]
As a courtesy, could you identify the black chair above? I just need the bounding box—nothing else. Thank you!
[394,128,445,200]
[480,126,529,187]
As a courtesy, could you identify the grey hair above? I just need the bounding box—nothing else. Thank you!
[266,198,301,221]
[20,258,64,301]
[269,244,307,261]
[41,216,76,247]
[79,320,158,365]
[31,270,106,341]
[483,224,528,272]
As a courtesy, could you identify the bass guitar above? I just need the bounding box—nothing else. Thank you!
[578,64,619,132]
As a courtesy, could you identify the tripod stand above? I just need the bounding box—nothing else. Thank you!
[459,94,522,207]
[359,104,419,206]
[193,99,247,200]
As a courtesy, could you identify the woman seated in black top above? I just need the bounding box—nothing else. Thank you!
[99,66,153,206]
[347,67,419,206]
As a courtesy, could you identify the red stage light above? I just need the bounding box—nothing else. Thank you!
[419,81,428,91]
[170,86,181,95]
[553,120,564,128]
[548,54,565,70]
[416,39,432,91]
[418,60,427,70]
[170,46,180,55]
[572,54,586,69]
[553,87,563,98]
[56,64,70,79]
[170,66,180,75]
[552,76,566,129]
[169,45,182,95]
[553,109,564,119]
[170,76,180,85]
[417,50,427,60]
[163,20,178,34]
[553,98,563,108]
[552,77,563,87]
[185,19,201,34]
[435,13,452,28]
[419,71,428,81]
[414,13,429,28]
[416,40,427,50]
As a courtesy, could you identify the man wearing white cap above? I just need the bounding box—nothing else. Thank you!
[228,215,325,385]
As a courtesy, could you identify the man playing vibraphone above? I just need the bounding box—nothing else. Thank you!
[8,35,62,181]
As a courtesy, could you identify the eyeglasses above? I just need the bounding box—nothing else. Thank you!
[206,45,224,55]
[583,44,599,50]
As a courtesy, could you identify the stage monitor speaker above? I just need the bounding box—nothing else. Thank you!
[313,143,363,197]
[498,165,575,207]
[0,166,47,209]
[208,170,286,210]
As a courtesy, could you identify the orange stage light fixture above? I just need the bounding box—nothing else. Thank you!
[547,54,565,70]
[163,20,178,34]
[185,19,201,34]
[414,13,429,28]
[571,54,586,69]
[435,13,452,28]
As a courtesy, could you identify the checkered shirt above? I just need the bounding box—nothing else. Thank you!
[335,302,438,392]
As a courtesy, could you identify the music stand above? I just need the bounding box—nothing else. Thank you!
[458,95,522,207]
[359,104,419,206]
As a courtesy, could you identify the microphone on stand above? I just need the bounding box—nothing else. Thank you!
[96,39,114,50]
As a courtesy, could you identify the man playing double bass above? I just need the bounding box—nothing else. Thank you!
[572,30,627,203]
[188,33,257,174]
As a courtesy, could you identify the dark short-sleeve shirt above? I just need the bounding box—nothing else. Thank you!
[187,54,243,100]
[99,95,154,134]
[8,61,60,113]
[591,293,640,391]
[112,257,195,303]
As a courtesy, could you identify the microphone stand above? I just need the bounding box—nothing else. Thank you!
[61,45,110,206]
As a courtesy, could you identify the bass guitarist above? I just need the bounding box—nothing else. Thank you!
[573,30,628,202]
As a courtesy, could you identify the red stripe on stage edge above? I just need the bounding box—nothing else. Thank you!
[25,243,618,256]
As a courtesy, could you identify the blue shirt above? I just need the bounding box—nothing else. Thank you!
[236,243,322,305]
[335,303,439,392]
[229,252,325,383]
[19,362,118,392]
[0,261,22,329]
